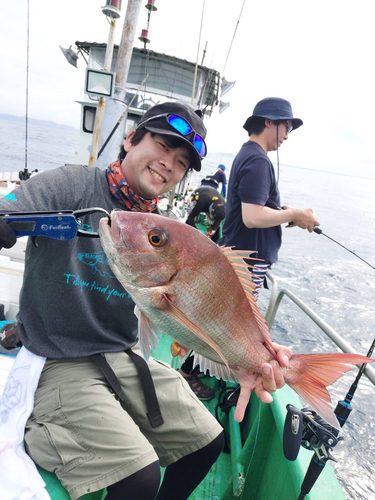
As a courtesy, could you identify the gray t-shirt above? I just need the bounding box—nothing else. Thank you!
[0,165,139,359]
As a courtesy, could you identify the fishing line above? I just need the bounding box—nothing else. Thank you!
[23,0,30,181]
[276,125,280,183]
[313,227,375,272]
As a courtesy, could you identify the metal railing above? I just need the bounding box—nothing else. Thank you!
[264,271,375,386]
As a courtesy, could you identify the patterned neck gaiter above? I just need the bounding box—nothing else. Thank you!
[106,160,159,212]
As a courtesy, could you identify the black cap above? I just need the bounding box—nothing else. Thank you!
[243,97,303,133]
[136,102,207,172]
[212,202,226,221]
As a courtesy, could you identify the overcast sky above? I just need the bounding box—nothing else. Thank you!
[1,0,375,178]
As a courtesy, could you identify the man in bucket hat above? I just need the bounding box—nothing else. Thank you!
[222,97,320,293]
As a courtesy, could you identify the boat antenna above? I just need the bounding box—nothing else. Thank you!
[313,227,375,272]
[22,0,30,182]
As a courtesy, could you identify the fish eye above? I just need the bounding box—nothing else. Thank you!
[148,229,168,247]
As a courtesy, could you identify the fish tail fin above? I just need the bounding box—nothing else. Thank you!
[287,353,373,428]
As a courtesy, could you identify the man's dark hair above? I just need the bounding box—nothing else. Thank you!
[118,129,193,176]
[246,116,266,136]
[117,128,148,161]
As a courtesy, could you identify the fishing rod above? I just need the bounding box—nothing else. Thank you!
[284,336,375,499]
[288,226,375,497]
[313,227,375,272]
[284,223,375,497]
[272,203,375,496]
[267,203,375,272]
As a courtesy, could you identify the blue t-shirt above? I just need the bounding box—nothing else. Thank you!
[222,141,281,265]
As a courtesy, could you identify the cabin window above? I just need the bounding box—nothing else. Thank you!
[83,106,96,133]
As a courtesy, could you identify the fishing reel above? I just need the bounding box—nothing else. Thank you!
[283,404,343,462]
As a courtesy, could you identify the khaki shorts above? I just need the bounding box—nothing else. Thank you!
[25,348,222,500]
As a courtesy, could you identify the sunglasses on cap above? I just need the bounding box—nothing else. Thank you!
[137,113,207,158]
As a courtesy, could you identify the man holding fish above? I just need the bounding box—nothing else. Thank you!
[0,102,295,500]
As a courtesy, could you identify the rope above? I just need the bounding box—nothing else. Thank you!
[191,0,206,104]
[221,0,247,77]
[140,7,155,113]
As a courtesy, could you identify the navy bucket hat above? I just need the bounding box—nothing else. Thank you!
[243,97,303,133]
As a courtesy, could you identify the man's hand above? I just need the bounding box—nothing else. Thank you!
[234,343,293,422]
[0,218,17,249]
[285,207,320,233]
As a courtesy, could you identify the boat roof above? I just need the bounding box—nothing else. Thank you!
[75,42,218,74]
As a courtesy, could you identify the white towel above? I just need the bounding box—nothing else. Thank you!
[0,347,50,500]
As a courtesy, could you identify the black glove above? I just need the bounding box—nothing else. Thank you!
[0,323,22,350]
[0,217,17,249]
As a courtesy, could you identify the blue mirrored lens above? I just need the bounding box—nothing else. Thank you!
[168,115,192,135]
[194,135,206,157]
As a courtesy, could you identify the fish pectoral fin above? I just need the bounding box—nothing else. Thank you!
[162,293,230,371]
[137,308,162,361]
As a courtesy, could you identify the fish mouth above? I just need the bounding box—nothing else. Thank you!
[99,216,111,237]
[99,211,125,248]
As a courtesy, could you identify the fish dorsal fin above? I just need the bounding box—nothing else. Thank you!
[220,246,276,356]
[162,293,231,371]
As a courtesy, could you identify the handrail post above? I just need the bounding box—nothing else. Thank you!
[228,407,246,496]
[264,271,278,328]
[262,272,375,386]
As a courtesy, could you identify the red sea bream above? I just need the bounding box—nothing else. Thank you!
[99,211,373,427]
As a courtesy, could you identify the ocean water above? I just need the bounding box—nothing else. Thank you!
[1,118,375,500]
[0,118,79,174]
